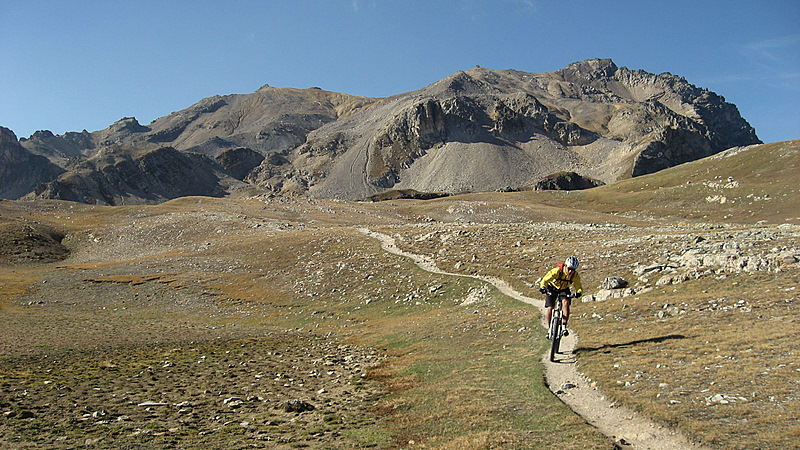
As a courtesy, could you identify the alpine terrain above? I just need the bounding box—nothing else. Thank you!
[2,59,760,204]
[1,59,797,450]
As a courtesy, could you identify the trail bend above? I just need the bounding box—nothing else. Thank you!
[358,227,709,450]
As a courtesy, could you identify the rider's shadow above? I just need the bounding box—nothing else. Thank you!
[551,335,579,364]
[552,350,577,364]
[574,334,686,354]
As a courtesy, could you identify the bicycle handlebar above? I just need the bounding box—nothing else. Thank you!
[540,288,578,298]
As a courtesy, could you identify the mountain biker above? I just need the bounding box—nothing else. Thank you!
[539,256,583,337]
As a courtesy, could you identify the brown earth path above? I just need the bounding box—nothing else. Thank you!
[358,227,711,450]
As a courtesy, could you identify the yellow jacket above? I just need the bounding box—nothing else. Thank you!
[540,265,583,294]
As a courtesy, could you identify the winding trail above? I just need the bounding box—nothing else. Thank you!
[359,227,709,450]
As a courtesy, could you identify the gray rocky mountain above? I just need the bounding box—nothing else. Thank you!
[5,59,760,204]
[278,59,759,199]
[30,146,243,205]
[0,127,65,199]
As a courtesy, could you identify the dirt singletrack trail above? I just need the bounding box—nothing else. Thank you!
[359,227,710,450]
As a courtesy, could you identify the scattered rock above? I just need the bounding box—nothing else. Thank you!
[706,394,748,405]
[633,264,667,276]
[601,277,628,290]
[586,288,636,302]
[280,399,315,413]
[780,253,798,265]
[223,397,246,409]
[137,401,168,407]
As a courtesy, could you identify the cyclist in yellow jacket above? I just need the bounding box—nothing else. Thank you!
[539,256,583,337]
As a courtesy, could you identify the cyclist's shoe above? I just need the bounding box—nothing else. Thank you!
[562,328,569,337]
[546,331,552,340]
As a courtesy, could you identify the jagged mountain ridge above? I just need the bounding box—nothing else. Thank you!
[0,127,66,199]
[4,58,760,204]
[20,86,376,163]
[282,59,759,199]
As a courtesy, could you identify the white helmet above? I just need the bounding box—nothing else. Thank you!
[565,256,579,269]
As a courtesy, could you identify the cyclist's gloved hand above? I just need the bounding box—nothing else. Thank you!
[575,292,582,297]
[539,287,547,294]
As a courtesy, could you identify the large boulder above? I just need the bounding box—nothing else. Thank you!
[533,171,605,191]
[601,277,629,290]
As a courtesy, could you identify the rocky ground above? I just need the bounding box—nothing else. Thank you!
[361,228,710,450]
[1,168,799,449]
[0,200,394,449]
[1,334,384,449]
[377,212,800,449]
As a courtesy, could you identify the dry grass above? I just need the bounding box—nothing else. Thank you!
[0,200,610,449]
[373,141,800,449]
[571,140,800,225]
[1,140,798,448]
[387,216,799,449]
[207,227,610,448]
[0,270,40,311]
[574,271,800,450]
[1,335,390,449]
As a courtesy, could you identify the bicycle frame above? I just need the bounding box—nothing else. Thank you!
[548,291,574,362]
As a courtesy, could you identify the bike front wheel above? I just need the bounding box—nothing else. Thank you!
[549,318,561,362]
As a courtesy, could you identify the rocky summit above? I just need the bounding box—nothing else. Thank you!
[3,59,760,205]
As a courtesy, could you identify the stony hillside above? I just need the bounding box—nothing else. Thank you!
[4,59,761,204]
[0,140,798,449]
[0,127,65,199]
[282,59,760,199]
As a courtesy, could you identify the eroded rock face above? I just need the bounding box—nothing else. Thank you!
[0,127,65,199]
[283,60,759,199]
[7,59,760,203]
[32,147,231,205]
[360,93,599,190]
[216,147,264,181]
[533,172,605,191]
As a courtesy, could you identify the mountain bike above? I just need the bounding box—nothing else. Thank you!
[546,291,576,362]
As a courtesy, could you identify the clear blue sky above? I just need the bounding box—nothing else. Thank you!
[1,1,798,144]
